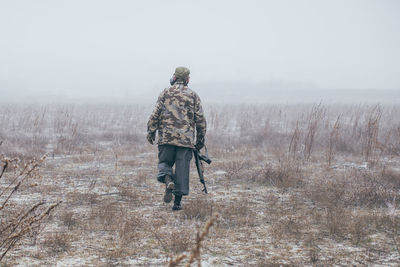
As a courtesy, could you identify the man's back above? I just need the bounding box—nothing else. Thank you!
[147,81,206,148]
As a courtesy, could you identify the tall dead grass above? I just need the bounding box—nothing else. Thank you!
[307,168,400,208]
[0,155,59,261]
[1,103,399,164]
[1,102,400,265]
[206,103,400,164]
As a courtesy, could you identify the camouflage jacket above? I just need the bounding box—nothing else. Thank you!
[147,81,206,148]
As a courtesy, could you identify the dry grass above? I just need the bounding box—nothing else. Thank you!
[258,162,304,188]
[169,213,219,267]
[42,232,72,256]
[307,168,400,208]
[181,197,214,221]
[1,103,400,265]
[0,155,59,261]
[59,211,78,230]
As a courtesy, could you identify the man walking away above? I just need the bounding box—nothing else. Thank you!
[147,67,206,211]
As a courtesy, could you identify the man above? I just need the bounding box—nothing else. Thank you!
[147,67,206,211]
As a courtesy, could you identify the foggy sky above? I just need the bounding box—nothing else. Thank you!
[1,0,399,101]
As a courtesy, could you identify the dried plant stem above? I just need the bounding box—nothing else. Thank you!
[0,160,7,179]
[327,115,341,166]
[168,254,187,267]
[0,154,59,262]
[168,213,218,267]
[185,213,219,267]
[0,201,60,261]
[363,105,381,166]
[304,103,325,160]
[0,156,46,210]
[288,121,300,160]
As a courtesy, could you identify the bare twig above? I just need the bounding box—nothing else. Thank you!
[0,154,58,262]
[304,103,325,160]
[185,213,219,267]
[0,160,7,180]
[168,213,219,267]
[0,181,21,210]
[362,105,382,166]
[0,201,60,261]
[327,115,341,166]
[288,121,300,160]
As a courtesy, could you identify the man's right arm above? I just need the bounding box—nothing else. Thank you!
[194,94,206,150]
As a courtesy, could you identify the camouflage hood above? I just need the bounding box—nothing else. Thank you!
[174,67,190,80]
[147,81,206,148]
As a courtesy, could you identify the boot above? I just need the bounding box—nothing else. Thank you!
[172,195,182,211]
[163,175,174,203]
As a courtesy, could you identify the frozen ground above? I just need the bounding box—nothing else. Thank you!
[1,103,400,266]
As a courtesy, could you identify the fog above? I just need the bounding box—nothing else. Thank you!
[1,0,399,103]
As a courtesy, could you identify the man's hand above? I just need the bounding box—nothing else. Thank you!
[147,132,155,145]
[195,137,204,150]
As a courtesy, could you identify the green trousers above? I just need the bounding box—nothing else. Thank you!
[157,145,193,196]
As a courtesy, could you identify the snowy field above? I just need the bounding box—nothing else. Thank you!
[1,103,400,266]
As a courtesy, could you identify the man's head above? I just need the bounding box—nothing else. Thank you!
[172,66,190,85]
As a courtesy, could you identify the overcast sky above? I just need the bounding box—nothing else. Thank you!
[0,0,399,100]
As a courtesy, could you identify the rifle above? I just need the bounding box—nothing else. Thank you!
[193,146,212,194]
